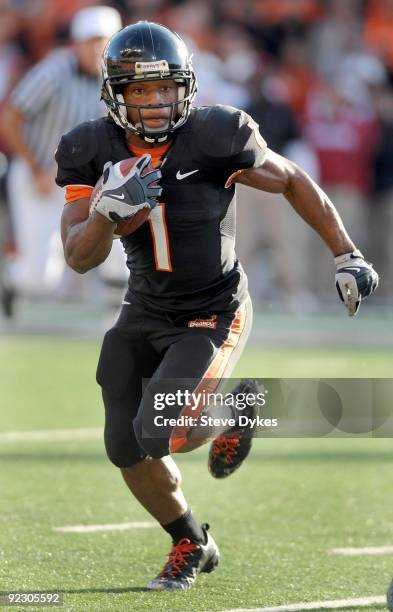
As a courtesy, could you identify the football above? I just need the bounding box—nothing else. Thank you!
[90,157,156,239]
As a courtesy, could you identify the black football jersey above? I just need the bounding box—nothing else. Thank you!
[56,105,267,314]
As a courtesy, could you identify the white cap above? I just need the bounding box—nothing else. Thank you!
[71,6,122,42]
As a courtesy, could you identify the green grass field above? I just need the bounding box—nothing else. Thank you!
[1,337,393,611]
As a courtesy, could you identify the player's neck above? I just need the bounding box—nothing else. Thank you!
[125,131,173,150]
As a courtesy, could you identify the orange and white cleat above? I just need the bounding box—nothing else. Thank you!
[147,523,219,590]
[208,379,261,479]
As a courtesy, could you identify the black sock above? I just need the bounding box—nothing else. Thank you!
[161,509,205,544]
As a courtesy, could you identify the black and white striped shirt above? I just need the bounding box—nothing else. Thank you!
[11,48,104,169]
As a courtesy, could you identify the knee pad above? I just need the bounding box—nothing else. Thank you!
[103,400,147,468]
[104,437,146,468]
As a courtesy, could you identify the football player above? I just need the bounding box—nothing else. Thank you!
[56,22,379,591]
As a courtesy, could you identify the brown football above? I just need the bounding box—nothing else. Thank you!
[89,157,156,239]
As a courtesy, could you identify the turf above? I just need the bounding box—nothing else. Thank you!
[1,337,392,611]
[1,337,393,432]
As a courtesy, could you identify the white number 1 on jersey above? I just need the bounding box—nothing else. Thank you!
[148,204,172,272]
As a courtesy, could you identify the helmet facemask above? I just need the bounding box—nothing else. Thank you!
[101,58,197,143]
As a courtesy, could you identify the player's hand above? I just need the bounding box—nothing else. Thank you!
[334,249,379,316]
[93,154,162,222]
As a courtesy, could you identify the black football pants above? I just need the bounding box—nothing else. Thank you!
[97,297,252,467]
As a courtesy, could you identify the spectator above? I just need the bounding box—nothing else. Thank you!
[310,0,363,79]
[273,35,320,118]
[254,0,322,26]
[193,50,250,109]
[214,23,260,87]
[303,75,379,297]
[161,0,216,52]
[226,0,322,60]
[364,0,393,73]
[368,85,393,299]
[236,78,317,308]
[246,80,300,154]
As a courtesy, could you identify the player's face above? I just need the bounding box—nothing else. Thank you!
[123,80,179,132]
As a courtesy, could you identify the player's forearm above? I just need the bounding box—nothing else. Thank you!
[284,165,355,256]
[63,213,115,273]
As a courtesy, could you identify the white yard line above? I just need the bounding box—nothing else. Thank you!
[223,594,385,611]
[331,545,393,556]
[0,428,102,443]
[54,522,158,533]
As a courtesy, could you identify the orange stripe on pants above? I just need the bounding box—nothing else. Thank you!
[169,302,248,453]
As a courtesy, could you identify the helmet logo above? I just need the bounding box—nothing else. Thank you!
[135,60,170,77]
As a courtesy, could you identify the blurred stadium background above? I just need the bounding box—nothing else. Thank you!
[0,0,393,326]
[1,1,393,610]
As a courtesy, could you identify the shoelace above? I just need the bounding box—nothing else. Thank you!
[212,435,240,464]
[160,538,199,577]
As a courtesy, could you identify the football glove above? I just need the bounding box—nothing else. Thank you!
[335,249,379,316]
[92,154,162,222]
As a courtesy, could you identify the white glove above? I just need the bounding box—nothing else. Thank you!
[335,249,379,316]
[90,154,162,222]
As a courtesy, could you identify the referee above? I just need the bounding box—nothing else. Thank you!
[0,6,122,298]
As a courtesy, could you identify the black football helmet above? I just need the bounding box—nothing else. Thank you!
[101,21,197,142]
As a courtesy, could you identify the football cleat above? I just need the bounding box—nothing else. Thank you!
[147,523,219,590]
[208,379,261,479]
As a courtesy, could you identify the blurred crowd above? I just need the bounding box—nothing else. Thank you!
[0,0,392,316]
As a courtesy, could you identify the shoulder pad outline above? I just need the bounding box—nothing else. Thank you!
[55,119,103,170]
[193,105,245,159]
